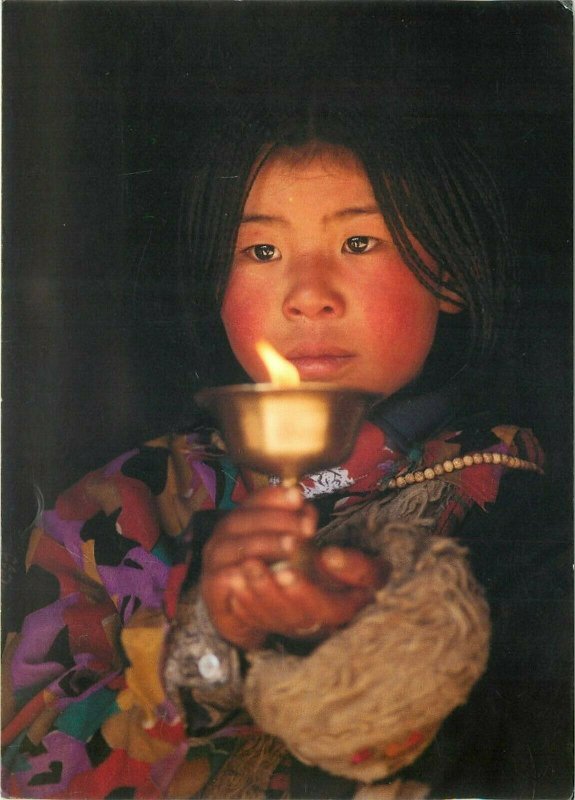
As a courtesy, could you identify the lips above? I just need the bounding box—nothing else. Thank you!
[285,346,356,380]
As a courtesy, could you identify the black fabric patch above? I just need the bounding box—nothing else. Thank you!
[57,667,98,698]
[80,511,139,566]
[105,787,136,799]
[289,761,356,799]
[19,736,47,757]
[28,760,62,786]
[22,565,61,621]
[122,558,143,570]
[213,462,227,508]
[445,426,500,453]
[85,728,112,767]
[182,510,227,590]
[179,687,215,736]
[45,625,74,671]
[119,595,141,626]
[121,446,170,495]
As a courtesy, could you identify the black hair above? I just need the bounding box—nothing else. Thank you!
[179,95,512,390]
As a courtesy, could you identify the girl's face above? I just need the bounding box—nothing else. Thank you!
[221,146,453,397]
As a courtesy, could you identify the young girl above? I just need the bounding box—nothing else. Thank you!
[2,99,558,799]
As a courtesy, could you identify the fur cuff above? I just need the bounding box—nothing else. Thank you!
[244,498,490,783]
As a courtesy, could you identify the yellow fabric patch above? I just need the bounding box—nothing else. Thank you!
[167,756,211,798]
[25,527,43,570]
[101,706,176,764]
[143,433,196,536]
[102,613,123,669]
[117,606,168,727]
[155,452,190,536]
[1,633,20,724]
[170,434,195,497]
[248,470,273,491]
[27,704,60,746]
[188,483,209,513]
[492,424,520,447]
[145,434,172,450]
[81,538,103,585]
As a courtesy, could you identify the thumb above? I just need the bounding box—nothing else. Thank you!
[317,547,391,590]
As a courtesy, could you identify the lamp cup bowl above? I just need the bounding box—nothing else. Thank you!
[195,383,370,484]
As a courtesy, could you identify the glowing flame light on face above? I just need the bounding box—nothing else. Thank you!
[256,341,300,387]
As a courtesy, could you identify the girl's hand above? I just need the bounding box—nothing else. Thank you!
[200,486,387,649]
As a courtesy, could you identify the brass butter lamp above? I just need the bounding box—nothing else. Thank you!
[194,382,369,488]
[194,343,371,583]
[195,339,369,487]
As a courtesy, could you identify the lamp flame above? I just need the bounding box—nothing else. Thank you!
[256,341,300,387]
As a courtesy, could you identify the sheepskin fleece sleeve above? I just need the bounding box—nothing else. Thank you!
[243,482,491,783]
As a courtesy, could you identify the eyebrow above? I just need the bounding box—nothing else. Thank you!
[240,205,382,225]
[240,213,286,225]
[329,205,381,221]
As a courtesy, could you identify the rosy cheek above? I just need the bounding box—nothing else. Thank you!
[385,303,418,335]
[370,289,433,339]
[385,284,438,338]
[368,290,438,376]
[221,287,268,380]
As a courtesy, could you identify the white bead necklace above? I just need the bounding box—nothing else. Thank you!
[382,451,544,490]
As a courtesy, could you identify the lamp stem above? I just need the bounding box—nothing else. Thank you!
[281,474,300,489]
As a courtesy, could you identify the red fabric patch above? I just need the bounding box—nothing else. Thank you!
[106,673,127,691]
[63,594,118,666]
[383,729,424,758]
[145,718,186,745]
[268,772,290,790]
[300,420,397,497]
[30,534,80,593]
[231,477,250,504]
[164,564,188,621]
[66,748,151,799]
[453,462,502,507]
[114,475,159,551]
[56,470,103,521]
[435,496,472,537]
[350,747,374,764]
[1,690,51,747]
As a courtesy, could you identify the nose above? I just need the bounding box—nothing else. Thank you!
[282,256,345,320]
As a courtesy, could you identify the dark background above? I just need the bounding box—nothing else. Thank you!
[3,2,572,573]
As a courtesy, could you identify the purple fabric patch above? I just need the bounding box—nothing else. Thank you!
[150,741,189,794]
[52,660,121,711]
[97,548,170,615]
[188,459,217,502]
[15,730,91,798]
[12,596,78,690]
[155,697,181,725]
[41,512,85,568]
[377,459,398,475]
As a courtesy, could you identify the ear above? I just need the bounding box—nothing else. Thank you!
[438,274,465,315]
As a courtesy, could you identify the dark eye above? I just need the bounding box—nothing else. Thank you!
[343,236,378,254]
[247,244,280,262]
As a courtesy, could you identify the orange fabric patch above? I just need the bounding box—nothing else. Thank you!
[101,706,175,764]
[166,756,211,798]
[382,730,424,758]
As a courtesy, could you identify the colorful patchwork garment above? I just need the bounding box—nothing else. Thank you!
[2,392,547,799]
